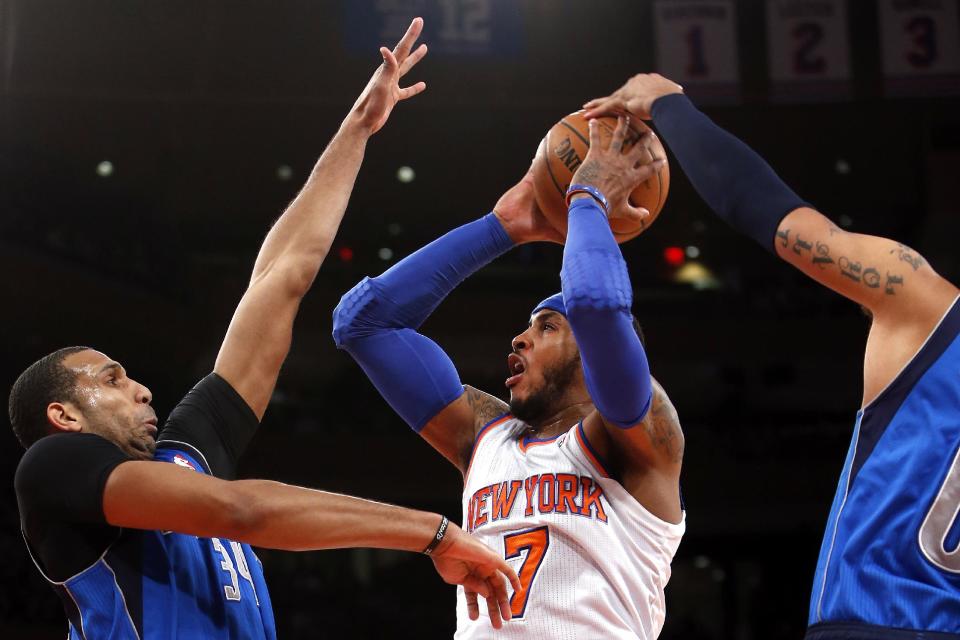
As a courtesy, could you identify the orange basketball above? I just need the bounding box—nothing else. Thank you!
[532,111,670,243]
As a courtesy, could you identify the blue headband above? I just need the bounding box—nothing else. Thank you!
[532,293,566,317]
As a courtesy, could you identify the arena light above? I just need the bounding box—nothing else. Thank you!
[276,164,293,181]
[378,247,394,261]
[338,246,354,262]
[96,160,114,177]
[396,166,415,183]
[663,246,685,267]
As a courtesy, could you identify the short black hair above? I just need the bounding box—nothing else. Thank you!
[9,346,90,449]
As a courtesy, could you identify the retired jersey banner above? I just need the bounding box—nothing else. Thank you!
[653,0,741,103]
[344,0,524,57]
[766,0,852,101]
[879,0,960,96]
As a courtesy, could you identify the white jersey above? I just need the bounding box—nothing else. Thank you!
[455,415,685,640]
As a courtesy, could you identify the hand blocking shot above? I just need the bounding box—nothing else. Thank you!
[334,116,686,638]
[10,18,518,640]
[585,73,960,640]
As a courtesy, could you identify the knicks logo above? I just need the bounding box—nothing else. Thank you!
[467,473,607,532]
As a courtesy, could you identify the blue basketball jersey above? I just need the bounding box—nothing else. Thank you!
[53,444,276,640]
[807,297,960,638]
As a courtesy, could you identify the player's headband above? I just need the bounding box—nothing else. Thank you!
[532,293,566,317]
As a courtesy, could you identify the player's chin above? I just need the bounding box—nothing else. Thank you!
[130,436,157,460]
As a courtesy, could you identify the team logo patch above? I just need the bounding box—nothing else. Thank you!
[172,454,196,470]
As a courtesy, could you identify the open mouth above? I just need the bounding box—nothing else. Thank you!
[505,353,526,388]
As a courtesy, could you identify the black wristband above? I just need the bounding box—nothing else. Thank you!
[422,515,449,555]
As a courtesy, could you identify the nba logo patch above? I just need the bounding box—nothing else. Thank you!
[172,454,195,470]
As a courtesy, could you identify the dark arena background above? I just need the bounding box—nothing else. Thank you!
[2,1,959,638]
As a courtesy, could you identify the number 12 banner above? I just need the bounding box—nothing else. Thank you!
[879,0,960,96]
[766,0,852,101]
[653,0,741,104]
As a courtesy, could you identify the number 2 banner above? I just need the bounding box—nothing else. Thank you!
[766,0,852,101]
[653,0,741,104]
[879,0,960,96]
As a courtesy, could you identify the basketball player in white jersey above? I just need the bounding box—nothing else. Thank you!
[334,117,685,638]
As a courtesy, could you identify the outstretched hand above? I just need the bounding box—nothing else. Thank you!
[350,17,429,135]
[430,523,522,629]
[570,116,665,223]
[582,73,683,120]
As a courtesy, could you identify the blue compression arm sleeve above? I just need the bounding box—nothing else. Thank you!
[651,93,808,252]
[561,198,652,428]
[332,213,514,431]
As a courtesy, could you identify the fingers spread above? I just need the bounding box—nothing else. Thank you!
[490,574,513,623]
[380,47,399,73]
[399,43,428,76]
[393,16,424,61]
[628,131,656,163]
[610,115,630,152]
[587,118,601,148]
[465,590,480,621]
[398,81,427,100]
[486,589,504,629]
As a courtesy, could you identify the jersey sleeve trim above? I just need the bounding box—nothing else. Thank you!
[574,421,611,478]
[463,413,511,484]
[154,441,211,475]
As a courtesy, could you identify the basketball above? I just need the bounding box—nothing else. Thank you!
[532,111,670,243]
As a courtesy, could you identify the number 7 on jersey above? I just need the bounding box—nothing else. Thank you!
[503,526,550,618]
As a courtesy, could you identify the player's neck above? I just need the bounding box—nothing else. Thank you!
[525,401,593,438]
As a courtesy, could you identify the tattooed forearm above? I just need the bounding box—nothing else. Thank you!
[643,386,684,464]
[464,385,509,432]
[891,244,925,271]
[777,228,790,249]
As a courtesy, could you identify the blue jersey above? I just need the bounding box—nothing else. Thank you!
[38,444,277,640]
[807,297,960,638]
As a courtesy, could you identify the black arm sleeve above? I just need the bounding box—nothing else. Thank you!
[15,433,130,527]
[15,433,129,581]
[157,373,260,479]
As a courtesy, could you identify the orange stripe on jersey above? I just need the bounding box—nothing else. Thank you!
[464,414,512,484]
[575,422,611,478]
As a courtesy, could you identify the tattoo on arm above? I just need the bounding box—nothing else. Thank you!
[776,228,790,249]
[891,244,925,271]
[464,386,509,433]
[642,389,684,465]
[574,160,602,185]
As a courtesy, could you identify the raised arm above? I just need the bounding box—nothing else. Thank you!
[555,119,683,523]
[332,171,562,472]
[101,461,519,628]
[215,18,428,420]
[585,75,958,405]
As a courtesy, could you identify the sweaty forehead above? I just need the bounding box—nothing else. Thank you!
[62,349,115,376]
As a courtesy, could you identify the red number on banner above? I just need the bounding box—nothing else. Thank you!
[905,16,938,68]
[503,526,550,618]
[793,22,826,75]
[685,26,709,77]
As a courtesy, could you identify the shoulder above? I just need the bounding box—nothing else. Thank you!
[16,433,127,491]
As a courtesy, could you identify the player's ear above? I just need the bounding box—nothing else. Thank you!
[46,402,84,434]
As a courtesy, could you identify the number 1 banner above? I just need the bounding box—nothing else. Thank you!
[879,0,960,96]
[766,0,852,101]
[653,0,741,104]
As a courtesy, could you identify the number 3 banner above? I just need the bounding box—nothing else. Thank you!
[653,0,741,104]
[766,0,852,101]
[879,0,960,96]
